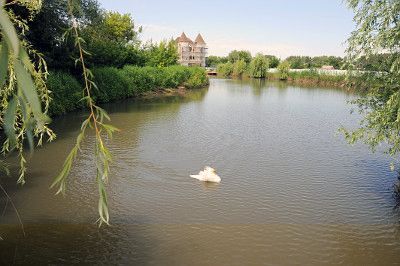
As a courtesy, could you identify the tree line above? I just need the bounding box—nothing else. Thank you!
[208,50,394,72]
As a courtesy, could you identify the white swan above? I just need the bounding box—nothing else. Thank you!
[190,166,221,183]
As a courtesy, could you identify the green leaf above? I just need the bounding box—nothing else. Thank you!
[0,40,8,87]
[0,5,20,55]
[14,59,43,118]
[25,123,34,152]
[97,177,110,226]
[102,123,119,138]
[19,49,35,74]
[3,97,17,147]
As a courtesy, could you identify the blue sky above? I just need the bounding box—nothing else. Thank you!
[97,0,355,58]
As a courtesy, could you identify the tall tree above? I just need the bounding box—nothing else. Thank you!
[228,50,252,64]
[206,55,228,67]
[265,55,280,68]
[249,53,269,78]
[144,40,178,67]
[26,0,102,69]
[82,9,144,67]
[85,11,141,43]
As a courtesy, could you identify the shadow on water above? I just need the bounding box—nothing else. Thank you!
[103,87,209,115]
[38,86,210,142]
[0,224,154,265]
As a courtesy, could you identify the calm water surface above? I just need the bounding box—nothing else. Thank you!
[1,79,400,265]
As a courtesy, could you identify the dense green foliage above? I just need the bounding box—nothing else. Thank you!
[206,55,228,67]
[47,66,208,116]
[265,55,280,68]
[249,54,269,78]
[81,9,144,68]
[217,62,234,77]
[143,40,179,67]
[312,56,344,69]
[342,0,400,169]
[211,48,389,73]
[47,71,83,116]
[277,61,291,80]
[284,55,344,69]
[0,0,54,186]
[100,11,140,42]
[287,70,346,84]
[24,0,104,69]
[355,53,397,72]
[232,59,248,77]
[17,0,183,70]
[228,50,252,64]
[285,56,312,69]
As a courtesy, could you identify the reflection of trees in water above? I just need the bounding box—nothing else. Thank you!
[50,87,209,138]
[249,79,290,96]
[104,87,209,114]
[249,78,265,96]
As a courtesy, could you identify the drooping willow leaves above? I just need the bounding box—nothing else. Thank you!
[0,0,54,185]
[341,0,400,169]
[0,0,116,225]
[49,0,118,226]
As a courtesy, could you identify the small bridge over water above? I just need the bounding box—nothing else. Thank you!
[206,67,217,76]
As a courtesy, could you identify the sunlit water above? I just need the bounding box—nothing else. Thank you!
[1,79,399,265]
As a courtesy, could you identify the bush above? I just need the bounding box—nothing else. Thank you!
[277,61,291,80]
[265,55,280,68]
[249,54,269,78]
[232,59,247,77]
[47,71,83,116]
[217,62,234,77]
[86,41,146,68]
[92,67,131,102]
[47,65,208,117]
[184,67,209,88]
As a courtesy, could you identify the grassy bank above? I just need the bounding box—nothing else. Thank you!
[267,70,348,88]
[47,65,209,116]
[217,68,373,91]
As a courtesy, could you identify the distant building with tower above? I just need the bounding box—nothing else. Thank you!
[176,32,207,67]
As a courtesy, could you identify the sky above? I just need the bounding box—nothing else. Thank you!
[96,0,355,58]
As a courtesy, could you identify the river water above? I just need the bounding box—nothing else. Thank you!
[1,78,399,265]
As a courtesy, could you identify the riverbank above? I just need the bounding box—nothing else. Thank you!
[47,65,209,116]
[140,86,190,99]
[267,71,348,89]
[215,69,372,91]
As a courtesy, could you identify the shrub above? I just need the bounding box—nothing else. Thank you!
[277,61,291,80]
[249,53,269,78]
[47,66,208,117]
[185,67,209,88]
[217,62,234,77]
[47,71,83,116]
[232,59,247,77]
[265,55,280,68]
